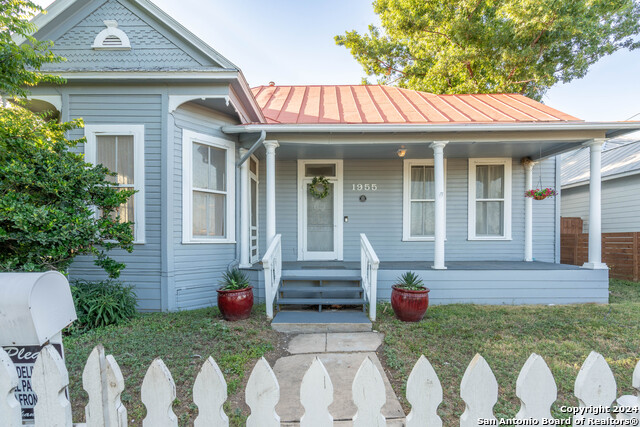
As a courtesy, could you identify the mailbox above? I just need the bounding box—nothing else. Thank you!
[0,271,77,423]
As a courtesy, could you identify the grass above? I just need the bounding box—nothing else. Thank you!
[62,304,285,426]
[374,279,640,424]
[62,280,640,426]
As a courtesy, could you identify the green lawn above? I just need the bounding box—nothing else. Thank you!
[63,305,284,426]
[62,280,640,426]
[374,279,640,424]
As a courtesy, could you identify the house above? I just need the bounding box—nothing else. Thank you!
[21,0,640,320]
[562,136,640,233]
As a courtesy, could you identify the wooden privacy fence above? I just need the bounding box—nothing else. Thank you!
[561,216,640,281]
[1,345,640,426]
[561,231,640,281]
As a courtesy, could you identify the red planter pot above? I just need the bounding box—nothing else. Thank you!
[217,287,254,321]
[390,285,430,322]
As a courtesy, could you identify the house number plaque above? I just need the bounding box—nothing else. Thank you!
[352,184,378,191]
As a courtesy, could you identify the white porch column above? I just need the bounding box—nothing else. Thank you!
[583,138,607,269]
[264,140,279,247]
[430,141,448,270]
[523,158,535,262]
[239,149,251,268]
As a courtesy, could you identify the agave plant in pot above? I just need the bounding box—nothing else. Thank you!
[217,269,253,321]
[390,272,430,322]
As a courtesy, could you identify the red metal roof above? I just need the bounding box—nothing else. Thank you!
[250,85,580,125]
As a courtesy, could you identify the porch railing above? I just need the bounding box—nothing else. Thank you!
[360,233,380,321]
[262,234,282,319]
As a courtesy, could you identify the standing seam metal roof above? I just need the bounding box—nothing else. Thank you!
[562,138,640,186]
[250,84,581,125]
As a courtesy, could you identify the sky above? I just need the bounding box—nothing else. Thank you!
[33,0,640,122]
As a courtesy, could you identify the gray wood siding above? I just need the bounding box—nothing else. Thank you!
[259,157,557,263]
[376,268,608,304]
[67,93,163,311]
[38,0,218,71]
[562,174,640,233]
[172,104,239,310]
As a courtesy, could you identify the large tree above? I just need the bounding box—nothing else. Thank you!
[0,1,134,277]
[0,0,63,98]
[336,0,640,100]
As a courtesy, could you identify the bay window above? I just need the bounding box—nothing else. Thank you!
[182,130,235,243]
[85,124,145,243]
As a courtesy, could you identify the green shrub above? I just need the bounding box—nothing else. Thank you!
[69,279,137,333]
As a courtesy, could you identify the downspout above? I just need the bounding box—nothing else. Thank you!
[229,130,267,270]
[236,130,266,167]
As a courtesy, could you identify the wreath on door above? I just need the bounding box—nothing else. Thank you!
[309,176,330,199]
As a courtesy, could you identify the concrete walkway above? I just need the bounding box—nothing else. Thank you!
[273,332,405,426]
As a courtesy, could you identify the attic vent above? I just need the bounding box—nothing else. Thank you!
[103,35,123,47]
[92,20,131,50]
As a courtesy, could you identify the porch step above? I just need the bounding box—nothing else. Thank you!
[277,297,366,305]
[278,272,365,313]
[271,310,372,333]
[281,275,361,282]
[279,286,362,293]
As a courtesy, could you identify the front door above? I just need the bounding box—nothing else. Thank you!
[298,160,343,261]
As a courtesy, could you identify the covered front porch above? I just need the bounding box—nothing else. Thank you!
[230,128,614,322]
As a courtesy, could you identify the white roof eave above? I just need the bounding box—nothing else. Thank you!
[221,121,640,135]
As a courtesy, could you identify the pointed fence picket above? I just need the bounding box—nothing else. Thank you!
[1,345,639,426]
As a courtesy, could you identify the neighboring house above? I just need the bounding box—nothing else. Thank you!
[562,136,640,233]
[20,0,640,318]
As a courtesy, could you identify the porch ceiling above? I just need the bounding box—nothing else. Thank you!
[244,135,598,161]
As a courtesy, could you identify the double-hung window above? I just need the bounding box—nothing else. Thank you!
[182,130,235,243]
[468,158,512,240]
[85,124,145,244]
[403,159,446,241]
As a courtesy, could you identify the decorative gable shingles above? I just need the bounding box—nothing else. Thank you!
[43,0,206,71]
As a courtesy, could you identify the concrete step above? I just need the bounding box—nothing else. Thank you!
[271,311,372,333]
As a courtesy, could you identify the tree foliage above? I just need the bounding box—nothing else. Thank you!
[0,107,135,278]
[336,0,640,100]
[0,0,64,98]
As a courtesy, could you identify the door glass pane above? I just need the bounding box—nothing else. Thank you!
[249,158,257,175]
[209,146,226,191]
[307,182,334,252]
[305,164,336,177]
[411,201,435,236]
[411,166,434,199]
[193,143,209,189]
[116,136,134,185]
[476,201,504,236]
[96,136,117,183]
[251,179,257,226]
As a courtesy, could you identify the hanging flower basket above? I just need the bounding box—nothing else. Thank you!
[525,188,558,200]
[309,176,330,199]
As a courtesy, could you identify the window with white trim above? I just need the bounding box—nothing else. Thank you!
[403,159,446,241]
[84,124,145,244]
[468,158,512,240]
[182,130,235,243]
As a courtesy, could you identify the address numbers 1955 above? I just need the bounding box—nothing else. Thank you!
[352,184,377,191]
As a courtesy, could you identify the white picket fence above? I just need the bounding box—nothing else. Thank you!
[1,345,639,426]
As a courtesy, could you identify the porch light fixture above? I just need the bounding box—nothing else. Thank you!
[397,148,407,158]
